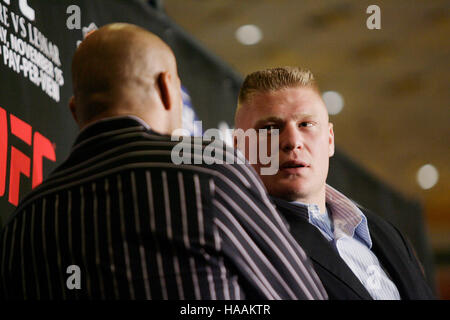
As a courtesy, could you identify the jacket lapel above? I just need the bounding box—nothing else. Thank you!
[273,199,373,300]
[362,208,419,300]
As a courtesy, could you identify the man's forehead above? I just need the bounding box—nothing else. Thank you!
[251,86,319,100]
[246,88,320,109]
[250,87,326,110]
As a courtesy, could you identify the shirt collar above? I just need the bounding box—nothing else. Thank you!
[271,185,373,248]
[282,200,326,224]
[325,185,372,248]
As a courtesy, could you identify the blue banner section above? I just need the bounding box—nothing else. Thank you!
[181,85,202,136]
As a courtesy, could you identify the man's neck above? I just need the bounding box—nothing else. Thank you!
[293,198,326,213]
[292,188,327,213]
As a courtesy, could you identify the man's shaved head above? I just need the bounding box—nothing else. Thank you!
[71,23,182,133]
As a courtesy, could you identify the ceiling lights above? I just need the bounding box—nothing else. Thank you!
[235,24,263,45]
[417,164,439,190]
[322,91,344,115]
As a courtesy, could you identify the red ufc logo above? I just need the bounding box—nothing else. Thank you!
[0,106,56,206]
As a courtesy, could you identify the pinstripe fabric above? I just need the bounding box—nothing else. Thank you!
[0,116,327,300]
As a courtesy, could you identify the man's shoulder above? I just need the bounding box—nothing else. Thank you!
[71,118,249,179]
[353,202,410,249]
[354,202,396,232]
[13,135,258,219]
[169,136,256,176]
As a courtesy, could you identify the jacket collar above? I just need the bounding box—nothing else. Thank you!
[73,115,154,148]
[360,206,435,300]
[271,196,373,299]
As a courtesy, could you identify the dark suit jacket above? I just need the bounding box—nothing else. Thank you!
[272,197,435,300]
[0,117,326,300]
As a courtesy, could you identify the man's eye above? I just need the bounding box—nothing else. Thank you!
[299,122,314,127]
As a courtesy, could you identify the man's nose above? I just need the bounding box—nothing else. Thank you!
[280,123,304,152]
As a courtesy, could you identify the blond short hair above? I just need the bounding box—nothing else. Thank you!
[237,66,319,107]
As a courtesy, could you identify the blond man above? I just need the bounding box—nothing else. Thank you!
[234,66,434,300]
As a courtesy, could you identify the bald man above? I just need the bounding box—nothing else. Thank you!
[0,24,327,300]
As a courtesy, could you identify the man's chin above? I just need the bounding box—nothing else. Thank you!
[268,185,311,202]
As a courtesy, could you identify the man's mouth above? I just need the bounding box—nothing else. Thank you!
[280,160,310,173]
[281,160,309,169]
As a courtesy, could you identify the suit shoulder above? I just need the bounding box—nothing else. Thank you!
[172,136,257,180]
[356,204,396,231]
[358,205,413,253]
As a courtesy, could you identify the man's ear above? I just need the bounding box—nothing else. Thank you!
[328,122,335,157]
[157,71,172,111]
[69,96,79,124]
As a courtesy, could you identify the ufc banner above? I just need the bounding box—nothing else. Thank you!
[0,0,434,286]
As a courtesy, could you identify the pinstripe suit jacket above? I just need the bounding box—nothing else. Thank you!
[0,116,327,300]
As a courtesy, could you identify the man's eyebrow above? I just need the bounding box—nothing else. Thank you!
[292,112,315,120]
[254,117,283,127]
